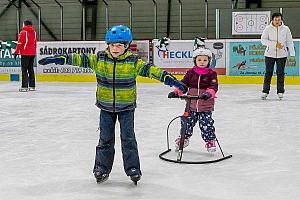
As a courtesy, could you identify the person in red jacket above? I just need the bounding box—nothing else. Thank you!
[15,19,37,92]
[168,47,218,152]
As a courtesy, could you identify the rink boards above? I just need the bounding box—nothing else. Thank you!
[1,39,300,84]
[1,74,300,84]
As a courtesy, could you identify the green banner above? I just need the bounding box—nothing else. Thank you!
[0,41,21,70]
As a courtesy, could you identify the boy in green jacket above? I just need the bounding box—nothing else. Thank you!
[39,25,186,184]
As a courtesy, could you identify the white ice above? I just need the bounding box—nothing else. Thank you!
[0,82,300,200]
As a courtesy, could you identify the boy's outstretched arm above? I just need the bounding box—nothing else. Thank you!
[38,53,97,70]
[136,59,187,93]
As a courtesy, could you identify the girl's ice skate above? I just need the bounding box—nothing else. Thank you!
[175,137,189,151]
[205,140,216,152]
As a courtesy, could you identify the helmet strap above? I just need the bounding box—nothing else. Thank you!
[123,42,131,53]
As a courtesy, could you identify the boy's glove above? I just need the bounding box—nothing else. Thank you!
[173,80,187,93]
[163,73,187,93]
[38,55,68,65]
[199,92,212,100]
[168,91,179,98]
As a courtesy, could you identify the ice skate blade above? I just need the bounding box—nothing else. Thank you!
[207,148,216,153]
[130,175,141,185]
[96,177,109,184]
[19,88,28,92]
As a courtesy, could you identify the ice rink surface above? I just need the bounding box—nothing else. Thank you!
[0,81,300,200]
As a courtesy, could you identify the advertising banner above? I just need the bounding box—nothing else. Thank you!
[129,40,150,62]
[37,41,103,74]
[0,41,22,74]
[152,40,226,75]
[36,41,149,74]
[227,39,299,76]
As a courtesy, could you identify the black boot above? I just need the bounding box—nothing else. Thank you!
[130,174,141,185]
[94,172,109,184]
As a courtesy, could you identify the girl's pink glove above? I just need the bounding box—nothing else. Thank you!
[206,88,217,99]
[175,88,183,96]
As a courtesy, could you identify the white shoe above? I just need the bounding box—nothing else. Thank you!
[277,93,283,100]
[261,93,268,100]
[175,137,189,151]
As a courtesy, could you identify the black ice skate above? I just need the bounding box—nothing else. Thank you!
[19,88,28,92]
[94,172,109,184]
[130,174,141,185]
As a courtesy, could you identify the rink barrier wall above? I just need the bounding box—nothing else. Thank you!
[0,74,10,81]
[1,74,300,84]
[1,39,300,83]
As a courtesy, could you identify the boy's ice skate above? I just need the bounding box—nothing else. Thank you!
[277,93,283,100]
[94,172,109,184]
[261,92,268,100]
[175,137,189,151]
[205,140,216,152]
[19,88,28,92]
[130,174,141,185]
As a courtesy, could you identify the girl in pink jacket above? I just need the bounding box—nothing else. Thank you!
[171,48,218,152]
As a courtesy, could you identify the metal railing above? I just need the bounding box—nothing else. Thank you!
[54,0,63,41]
[127,0,132,29]
[102,0,109,31]
[78,0,86,41]
[28,0,41,40]
[177,0,182,40]
[1,0,300,41]
[152,0,157,38]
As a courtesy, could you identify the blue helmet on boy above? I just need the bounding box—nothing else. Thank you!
[105,25,133,44]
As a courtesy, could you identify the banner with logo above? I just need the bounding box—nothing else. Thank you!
[37,41,103,74]
[37,41,149,74]
[227,39,299,76]
[3,39,299,77]
[152,40,226,75]
[0,41,23,74]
